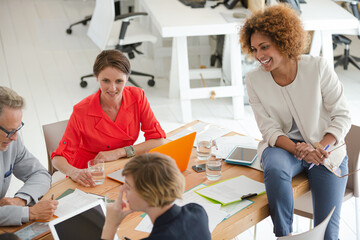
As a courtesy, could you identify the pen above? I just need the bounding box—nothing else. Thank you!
[122,236,131,240]
[308,144,330,170]
[241,193,257,199]
[51,194,54,200]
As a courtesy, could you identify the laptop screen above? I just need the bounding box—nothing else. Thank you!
[49,200,106,240]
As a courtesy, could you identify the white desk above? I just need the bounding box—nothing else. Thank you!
[139,0,359,123]
[139,0,244,123]
[302,0,359,66]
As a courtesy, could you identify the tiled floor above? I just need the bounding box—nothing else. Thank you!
[1,0,359,239]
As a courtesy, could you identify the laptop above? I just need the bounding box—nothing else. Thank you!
[149,132,196,172]
[107,132,196,183]
[49,200,106,240]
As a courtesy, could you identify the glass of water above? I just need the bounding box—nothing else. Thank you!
[206,159,222,181]
[88,159,105,185]
[196,136,212,161]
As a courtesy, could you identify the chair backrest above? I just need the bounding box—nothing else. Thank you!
[87,0,115,50]
[42,120,68,175]
[277,207,335,240]
[345,124,360,197]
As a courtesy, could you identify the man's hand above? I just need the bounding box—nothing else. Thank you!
[0,197,26,206]
[29,199,58,221]
[67,168,95,187]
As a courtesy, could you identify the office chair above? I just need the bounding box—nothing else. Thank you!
[42,120,68,175]
[277,207,335,240]
[80,0,156,88]
[294,125,360,239]
[333,1,360,71]
[65,1,121,35]
[333,35,360,71]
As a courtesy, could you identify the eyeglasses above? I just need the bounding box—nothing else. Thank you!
[0,122,24,138]
[323,143,360,178]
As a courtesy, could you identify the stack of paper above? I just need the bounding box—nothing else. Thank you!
[195,175,266,205]
[212,135,259,159]
[54,189,100,217]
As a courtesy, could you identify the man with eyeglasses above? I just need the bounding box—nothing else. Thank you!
[0,86,58,226]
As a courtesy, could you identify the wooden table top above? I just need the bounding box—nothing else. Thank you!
[0,120,309,239]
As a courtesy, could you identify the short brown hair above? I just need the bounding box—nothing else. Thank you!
[240,4,309,60]
[0,86,24,116]
[122,153,185,208]
[93,50,131,77]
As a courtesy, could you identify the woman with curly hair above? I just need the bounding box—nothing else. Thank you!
[240,4,351,239]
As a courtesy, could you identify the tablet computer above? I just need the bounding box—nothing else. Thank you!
[225,146,258,166]
[49,200,106,240]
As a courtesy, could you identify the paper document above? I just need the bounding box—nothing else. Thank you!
[54,189,99,217]
[167,122,231,146]
[220,200,253,219]
[212,135,259,159]
[196,175,266,205]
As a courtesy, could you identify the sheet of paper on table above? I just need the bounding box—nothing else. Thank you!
[195,176,266,205]
[54,189,99,217]
[167,122,231,147]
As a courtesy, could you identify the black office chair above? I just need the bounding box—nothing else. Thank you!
[333,35,360,70]
[79,0,156,88]
[332,1,360,71]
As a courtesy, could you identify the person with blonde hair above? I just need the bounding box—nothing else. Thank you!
[0,86,58,226]
[240,4,350,239]
[101,153,211,240]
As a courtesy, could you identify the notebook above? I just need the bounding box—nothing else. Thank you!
[49,200,106,240]
[149,132,196,172]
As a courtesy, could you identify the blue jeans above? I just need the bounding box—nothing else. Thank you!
[262,146,348,239]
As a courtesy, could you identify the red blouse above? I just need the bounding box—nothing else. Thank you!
[51,87,166,169]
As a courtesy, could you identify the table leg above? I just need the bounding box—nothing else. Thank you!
[169,38,179,99]
[309,30,322,57]
[229,33,244,120]
[172,36,192,123]
[321,31,334,69]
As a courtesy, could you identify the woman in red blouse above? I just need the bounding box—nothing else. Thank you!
[51,50,166,187]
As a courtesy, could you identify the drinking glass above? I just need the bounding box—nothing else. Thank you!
[206,159,222,181]
[88,159,105,185]
[196,136,212,161]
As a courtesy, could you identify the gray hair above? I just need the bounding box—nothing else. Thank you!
[0,86,24,116]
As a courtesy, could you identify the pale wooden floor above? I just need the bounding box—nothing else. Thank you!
[1,0,360,239]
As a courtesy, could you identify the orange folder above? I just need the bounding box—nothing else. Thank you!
[149,132,196,172]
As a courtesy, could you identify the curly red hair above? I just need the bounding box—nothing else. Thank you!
[240,4,309,60]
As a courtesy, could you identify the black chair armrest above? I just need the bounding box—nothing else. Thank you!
[115,12,148,22]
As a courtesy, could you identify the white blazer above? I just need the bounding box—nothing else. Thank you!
[245,55,351,169]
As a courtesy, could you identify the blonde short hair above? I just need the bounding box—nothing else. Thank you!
[0,87,24,116]
[122,153,185,207]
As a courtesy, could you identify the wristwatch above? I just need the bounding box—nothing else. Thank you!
[124,145,135,158]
